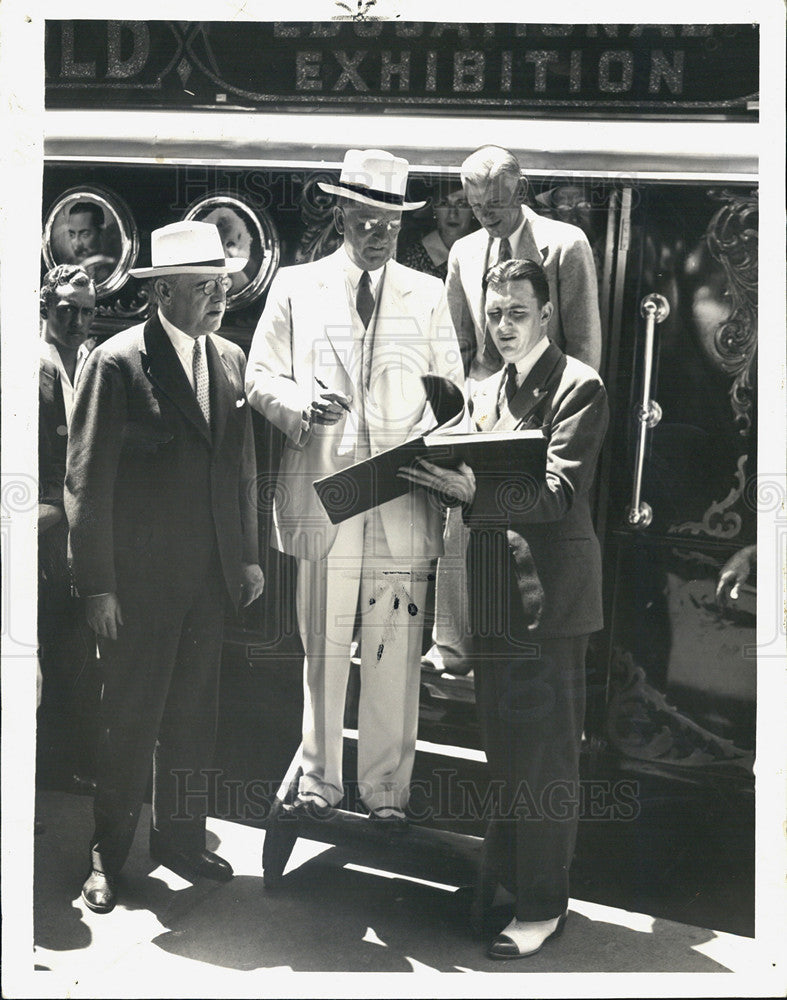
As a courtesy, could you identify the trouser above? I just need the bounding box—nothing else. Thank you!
[296,510,430,812]
[473,634,588,921]
[429,506,471,667]
[37,582,100,783]
[89,560,226,876]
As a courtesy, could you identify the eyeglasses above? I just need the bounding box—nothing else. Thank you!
[360,218,402,234]
[197,275,233,296]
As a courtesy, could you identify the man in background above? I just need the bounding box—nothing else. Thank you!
[38,264,98,790]
[447,145,602,378]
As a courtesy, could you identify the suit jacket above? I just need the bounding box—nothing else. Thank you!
[64,313,258,611]
[464,341,608,639]
[446,206,602,378]
[39,355,69,510]
[246,248,465,562]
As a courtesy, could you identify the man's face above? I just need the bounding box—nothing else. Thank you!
[44,281,96,351]
[486,279,553,363]
[463,171,522,240]
[335,201,402,272]
[163,273,229,337]
[68,212,101,261]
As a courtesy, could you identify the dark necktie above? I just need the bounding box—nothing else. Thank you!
[504,363,519,403]
[497,236,513,264]
[356,270,375,329]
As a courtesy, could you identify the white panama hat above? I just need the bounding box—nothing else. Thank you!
[129,220,248,278]
[317,148,425,211]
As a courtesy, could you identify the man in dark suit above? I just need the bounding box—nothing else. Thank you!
[400,258,608,959]
[38,264,98,788]
[65,221,264,914]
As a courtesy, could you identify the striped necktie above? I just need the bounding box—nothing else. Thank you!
[192,338,210,426]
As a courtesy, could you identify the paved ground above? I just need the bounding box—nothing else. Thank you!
[10,789,778,997]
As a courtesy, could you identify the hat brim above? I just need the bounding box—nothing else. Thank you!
[317,181,425,212]
[128,257,247,279]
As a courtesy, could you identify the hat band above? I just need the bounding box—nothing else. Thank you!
[153,256,227,269]
[339,182,404,207]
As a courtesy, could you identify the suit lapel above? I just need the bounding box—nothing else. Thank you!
[492,342,566,432]
[521,207,550,263]
[140,314,211,446]
[318,251,359,382]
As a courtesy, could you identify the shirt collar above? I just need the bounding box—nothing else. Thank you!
[158,308,206,360]
[512,336,550,381]
[39,338,89,388]
[339,244,385,293]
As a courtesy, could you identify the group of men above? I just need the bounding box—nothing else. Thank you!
[41,143,606,961]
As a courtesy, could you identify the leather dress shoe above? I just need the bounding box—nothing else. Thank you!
[367,807,409,833]
[150,846,234,882]
[291,794,336,820]
[488,911,567,960]
[81,870,117,913]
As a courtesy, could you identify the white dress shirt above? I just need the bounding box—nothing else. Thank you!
[158,308,207,390]
[492,210,528,264]
[339,244,385,308]
[39,339,90,427]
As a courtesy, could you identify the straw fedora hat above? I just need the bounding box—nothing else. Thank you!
[129,220,248,279]
[317,149,425,211]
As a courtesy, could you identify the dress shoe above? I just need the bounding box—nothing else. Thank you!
[488,911,567,960]
[150,846,234,883]
[81,870,117,913]
[291,793,336,820]
[367,807,409,833]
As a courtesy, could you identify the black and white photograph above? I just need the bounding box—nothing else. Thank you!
[0,1,784,998]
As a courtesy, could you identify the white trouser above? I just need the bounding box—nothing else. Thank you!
[296,509,430,812]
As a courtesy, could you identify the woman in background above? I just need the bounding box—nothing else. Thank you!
[399,183,477,279]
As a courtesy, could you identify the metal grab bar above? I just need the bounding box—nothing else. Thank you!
[627,293,670,528]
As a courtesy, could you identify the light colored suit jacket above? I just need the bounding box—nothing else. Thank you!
[246,248,464,562]
[446,205,602,378]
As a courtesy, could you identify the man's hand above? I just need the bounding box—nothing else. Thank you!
[240,563,265,607]
[716,544,756,608]
[305,389,353,427]
[86,593,124,640]
[38,503,63,534]
[397,459,477,507]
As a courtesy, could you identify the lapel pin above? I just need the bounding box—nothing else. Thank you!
[236,398,246,408]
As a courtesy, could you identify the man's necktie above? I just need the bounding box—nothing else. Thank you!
[356,270,375,329]
[192,338,210,427]
[497,236,513,264]
[504,362,519,403]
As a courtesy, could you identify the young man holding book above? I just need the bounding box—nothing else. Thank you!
[399,258,608,960]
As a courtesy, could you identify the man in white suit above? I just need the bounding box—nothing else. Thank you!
[446,145,602,379]
[246,149,464,822]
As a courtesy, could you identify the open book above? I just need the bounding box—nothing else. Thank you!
[313,375,547,525]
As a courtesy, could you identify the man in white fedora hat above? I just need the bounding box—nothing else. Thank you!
[65,220,264,913]
[246,149,464,824]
